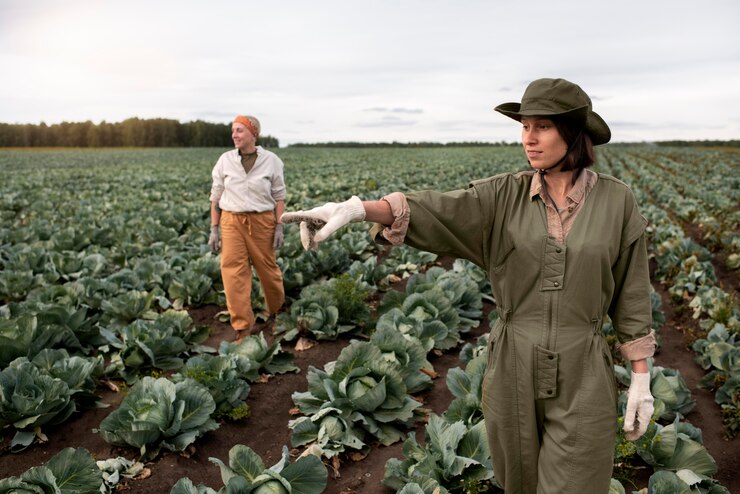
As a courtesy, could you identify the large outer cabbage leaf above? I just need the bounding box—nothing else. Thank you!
[444,354,487,425]
[639,417,717,476]
[650,366,696,420]
[0,447,103,494]
[426,416,475,476]
[280,450,328,494]
[45,447,103,493]
[163,381,219,451]
[0,465,59,493]
[608,478,626,493]
[210,443,265,486]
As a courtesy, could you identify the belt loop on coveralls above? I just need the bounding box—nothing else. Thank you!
[591,317,603,335]
[498,308,512,323]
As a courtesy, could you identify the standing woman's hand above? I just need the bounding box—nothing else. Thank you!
[623,371,654,440]
[273,223,284,249]
[208,225,220,252]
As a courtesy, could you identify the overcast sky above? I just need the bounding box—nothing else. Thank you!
[1,0,738,145]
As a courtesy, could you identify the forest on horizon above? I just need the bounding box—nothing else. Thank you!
[0,118,737,149]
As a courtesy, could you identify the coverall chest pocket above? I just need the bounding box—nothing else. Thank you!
[535,345,559,399]
[540,236,566,291]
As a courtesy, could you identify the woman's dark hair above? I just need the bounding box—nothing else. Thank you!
[552,117,595,172]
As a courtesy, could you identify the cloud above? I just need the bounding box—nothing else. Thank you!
[355,108,423,128]
[364,107,424,114]
[356,115,417,127]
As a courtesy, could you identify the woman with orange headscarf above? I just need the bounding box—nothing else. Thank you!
[208,115,286,342]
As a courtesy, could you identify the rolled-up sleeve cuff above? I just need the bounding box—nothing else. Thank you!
[271,182,286,201]
[210,185,224,203]
[617,330,657,361]
[369,192,410,246]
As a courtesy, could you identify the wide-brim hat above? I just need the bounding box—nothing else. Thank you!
[494,78,611,145]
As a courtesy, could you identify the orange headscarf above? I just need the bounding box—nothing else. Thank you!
[233,115,259,138]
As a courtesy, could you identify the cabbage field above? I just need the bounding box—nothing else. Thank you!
[0,146,738,493]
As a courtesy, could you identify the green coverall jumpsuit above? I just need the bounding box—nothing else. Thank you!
[402,171,652,494]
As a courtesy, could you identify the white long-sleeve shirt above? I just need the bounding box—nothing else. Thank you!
[209,146,286,212]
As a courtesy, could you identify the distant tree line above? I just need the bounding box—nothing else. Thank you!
[2,120,735,149]
[653,139,740,147]
[0,118,279,148]
[294,140,740,149]
[608,140,740,148]
[288,140,519,148]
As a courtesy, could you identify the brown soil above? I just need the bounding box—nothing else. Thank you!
[1,262,738,493]
[649,262,739,488]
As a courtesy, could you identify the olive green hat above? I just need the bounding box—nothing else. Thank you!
[495,78,611,145]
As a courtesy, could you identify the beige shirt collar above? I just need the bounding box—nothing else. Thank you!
[529,168,597,205]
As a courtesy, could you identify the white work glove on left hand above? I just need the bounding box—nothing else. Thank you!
[623,371,654,441]
[273,224,284,250]
[281,196,366,250]
[208,225,220,252]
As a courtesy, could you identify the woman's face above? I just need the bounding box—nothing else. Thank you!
[232,122,256,150]
[521,116,568,172]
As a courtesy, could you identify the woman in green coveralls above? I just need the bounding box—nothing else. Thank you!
[282,78,656,494]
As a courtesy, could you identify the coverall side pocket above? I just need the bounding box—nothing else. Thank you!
[535,345,559,399]
[603,353,618,404]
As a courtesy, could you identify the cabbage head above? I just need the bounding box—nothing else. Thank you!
[95,376,218,459]
[208,444,327,494]
[0,358,76,451]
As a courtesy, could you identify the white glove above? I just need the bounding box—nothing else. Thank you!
[208,225,220,252]
[273,223,284,250]
[281,196,366,250]
[623,371,654,441]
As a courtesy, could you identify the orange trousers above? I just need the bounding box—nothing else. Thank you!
[220,210,285,332]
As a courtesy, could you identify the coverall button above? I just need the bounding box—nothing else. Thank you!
[554,281,560,287]
[556,247,562,253]
[548,355,554,360]
[547,390,553,395]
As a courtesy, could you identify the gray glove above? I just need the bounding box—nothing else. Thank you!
[273,223,284,250]
[623,371,654,441]
[208,225,220,252]
[281,196,366,250]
